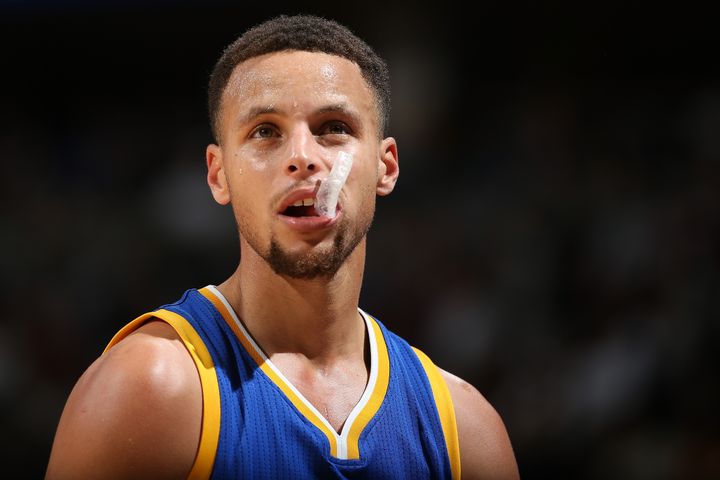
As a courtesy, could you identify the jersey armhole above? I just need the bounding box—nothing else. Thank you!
[104,309,221,480]
[412,347,462,480]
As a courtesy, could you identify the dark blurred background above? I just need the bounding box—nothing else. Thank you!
[1,1,718,478]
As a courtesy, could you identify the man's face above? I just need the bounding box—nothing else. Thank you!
[207,50,397,279]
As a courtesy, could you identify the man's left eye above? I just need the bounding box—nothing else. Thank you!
[324,122,350,135]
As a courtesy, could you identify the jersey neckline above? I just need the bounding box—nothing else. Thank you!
[199,285,390,460]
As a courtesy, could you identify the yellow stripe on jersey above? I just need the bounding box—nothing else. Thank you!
[345,315,390,459]
[412,347,462,480]
[199,287,391,461]
[199,287,340,457]
[104,310,221,480]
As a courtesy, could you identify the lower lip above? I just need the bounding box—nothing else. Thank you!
[278,209,342,232]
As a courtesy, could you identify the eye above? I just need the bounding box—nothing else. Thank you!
[250,124,279,139]
[321,121,351,136]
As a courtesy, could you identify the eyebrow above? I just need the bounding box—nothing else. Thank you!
[240,105,284,126]
[315,103,362,125]
[238,103,362,126]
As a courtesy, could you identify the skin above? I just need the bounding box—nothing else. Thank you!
[46,50,519,479]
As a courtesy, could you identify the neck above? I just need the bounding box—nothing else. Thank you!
[217,238,367,364]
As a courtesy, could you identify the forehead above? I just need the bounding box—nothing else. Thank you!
[221,50,377,125]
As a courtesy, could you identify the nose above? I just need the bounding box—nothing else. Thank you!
[283,125,321,178]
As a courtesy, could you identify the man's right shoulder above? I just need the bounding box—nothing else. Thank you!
[46,321,202,479]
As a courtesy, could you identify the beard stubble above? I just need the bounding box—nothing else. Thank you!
[238,203,374,280]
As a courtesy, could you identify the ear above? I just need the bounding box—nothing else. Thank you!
[206,144,231,205]
[376,137,399,196]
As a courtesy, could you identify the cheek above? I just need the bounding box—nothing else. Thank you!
[233,144,280,173]
[231,190,273,242]
[352,162,378,197]
[227,173,265,219]
[346,170,377,214]
[361,182,377,208]
[225,149,274,196]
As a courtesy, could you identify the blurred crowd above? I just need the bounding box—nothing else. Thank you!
[1,3,718,478]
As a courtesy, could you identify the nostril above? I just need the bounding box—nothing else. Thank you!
[288,165,298,172]
[308,163,315,171]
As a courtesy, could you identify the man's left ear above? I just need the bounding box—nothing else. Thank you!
[376,137,399,196]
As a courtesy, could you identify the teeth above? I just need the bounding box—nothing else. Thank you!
[291,198,315,207]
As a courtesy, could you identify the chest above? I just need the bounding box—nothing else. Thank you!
[213,364,450,479]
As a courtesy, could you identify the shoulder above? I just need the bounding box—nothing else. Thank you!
[46,321,202,479]
[440,368,520,480]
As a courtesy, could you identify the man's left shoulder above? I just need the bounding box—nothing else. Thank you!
[439,368,521,480]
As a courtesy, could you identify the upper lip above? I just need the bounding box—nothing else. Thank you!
[277,187,320,214]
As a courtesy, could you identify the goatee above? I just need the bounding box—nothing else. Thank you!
[266,217,370,279]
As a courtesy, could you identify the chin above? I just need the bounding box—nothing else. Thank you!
[266,227,356,279]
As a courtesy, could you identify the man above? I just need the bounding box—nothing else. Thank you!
[46,14,519,479]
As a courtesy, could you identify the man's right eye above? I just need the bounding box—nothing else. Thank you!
[251,125,277,138]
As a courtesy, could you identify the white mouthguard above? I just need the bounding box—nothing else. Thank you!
[315,151,353,218]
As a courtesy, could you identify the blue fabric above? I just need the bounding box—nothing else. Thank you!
[159,289,452,479]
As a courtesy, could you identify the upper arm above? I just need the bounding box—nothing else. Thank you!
[441,369,520,480]
[46,321,202,480]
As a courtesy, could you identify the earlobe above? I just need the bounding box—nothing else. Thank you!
[376,137,399,196]
[206,144,231,205]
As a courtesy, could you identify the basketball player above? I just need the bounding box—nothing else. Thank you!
[46,15,519,479]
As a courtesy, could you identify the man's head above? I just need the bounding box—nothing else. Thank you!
[208,14,391,144]
[205,15,399,280]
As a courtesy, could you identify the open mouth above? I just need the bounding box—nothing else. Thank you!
[281,198,320,217]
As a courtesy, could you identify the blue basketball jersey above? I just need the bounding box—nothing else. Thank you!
[105,286,461,479]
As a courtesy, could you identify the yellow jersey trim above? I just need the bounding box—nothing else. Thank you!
[199,286,390,460]
[412,347,462,480]
[198,286,338,456]
[345,315,389,459]
[104,309,221,480]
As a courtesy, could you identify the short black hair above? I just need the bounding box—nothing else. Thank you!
[208,14,391,143]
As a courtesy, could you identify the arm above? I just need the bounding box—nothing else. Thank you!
[440,369,520,480]
[46,321,202,480]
